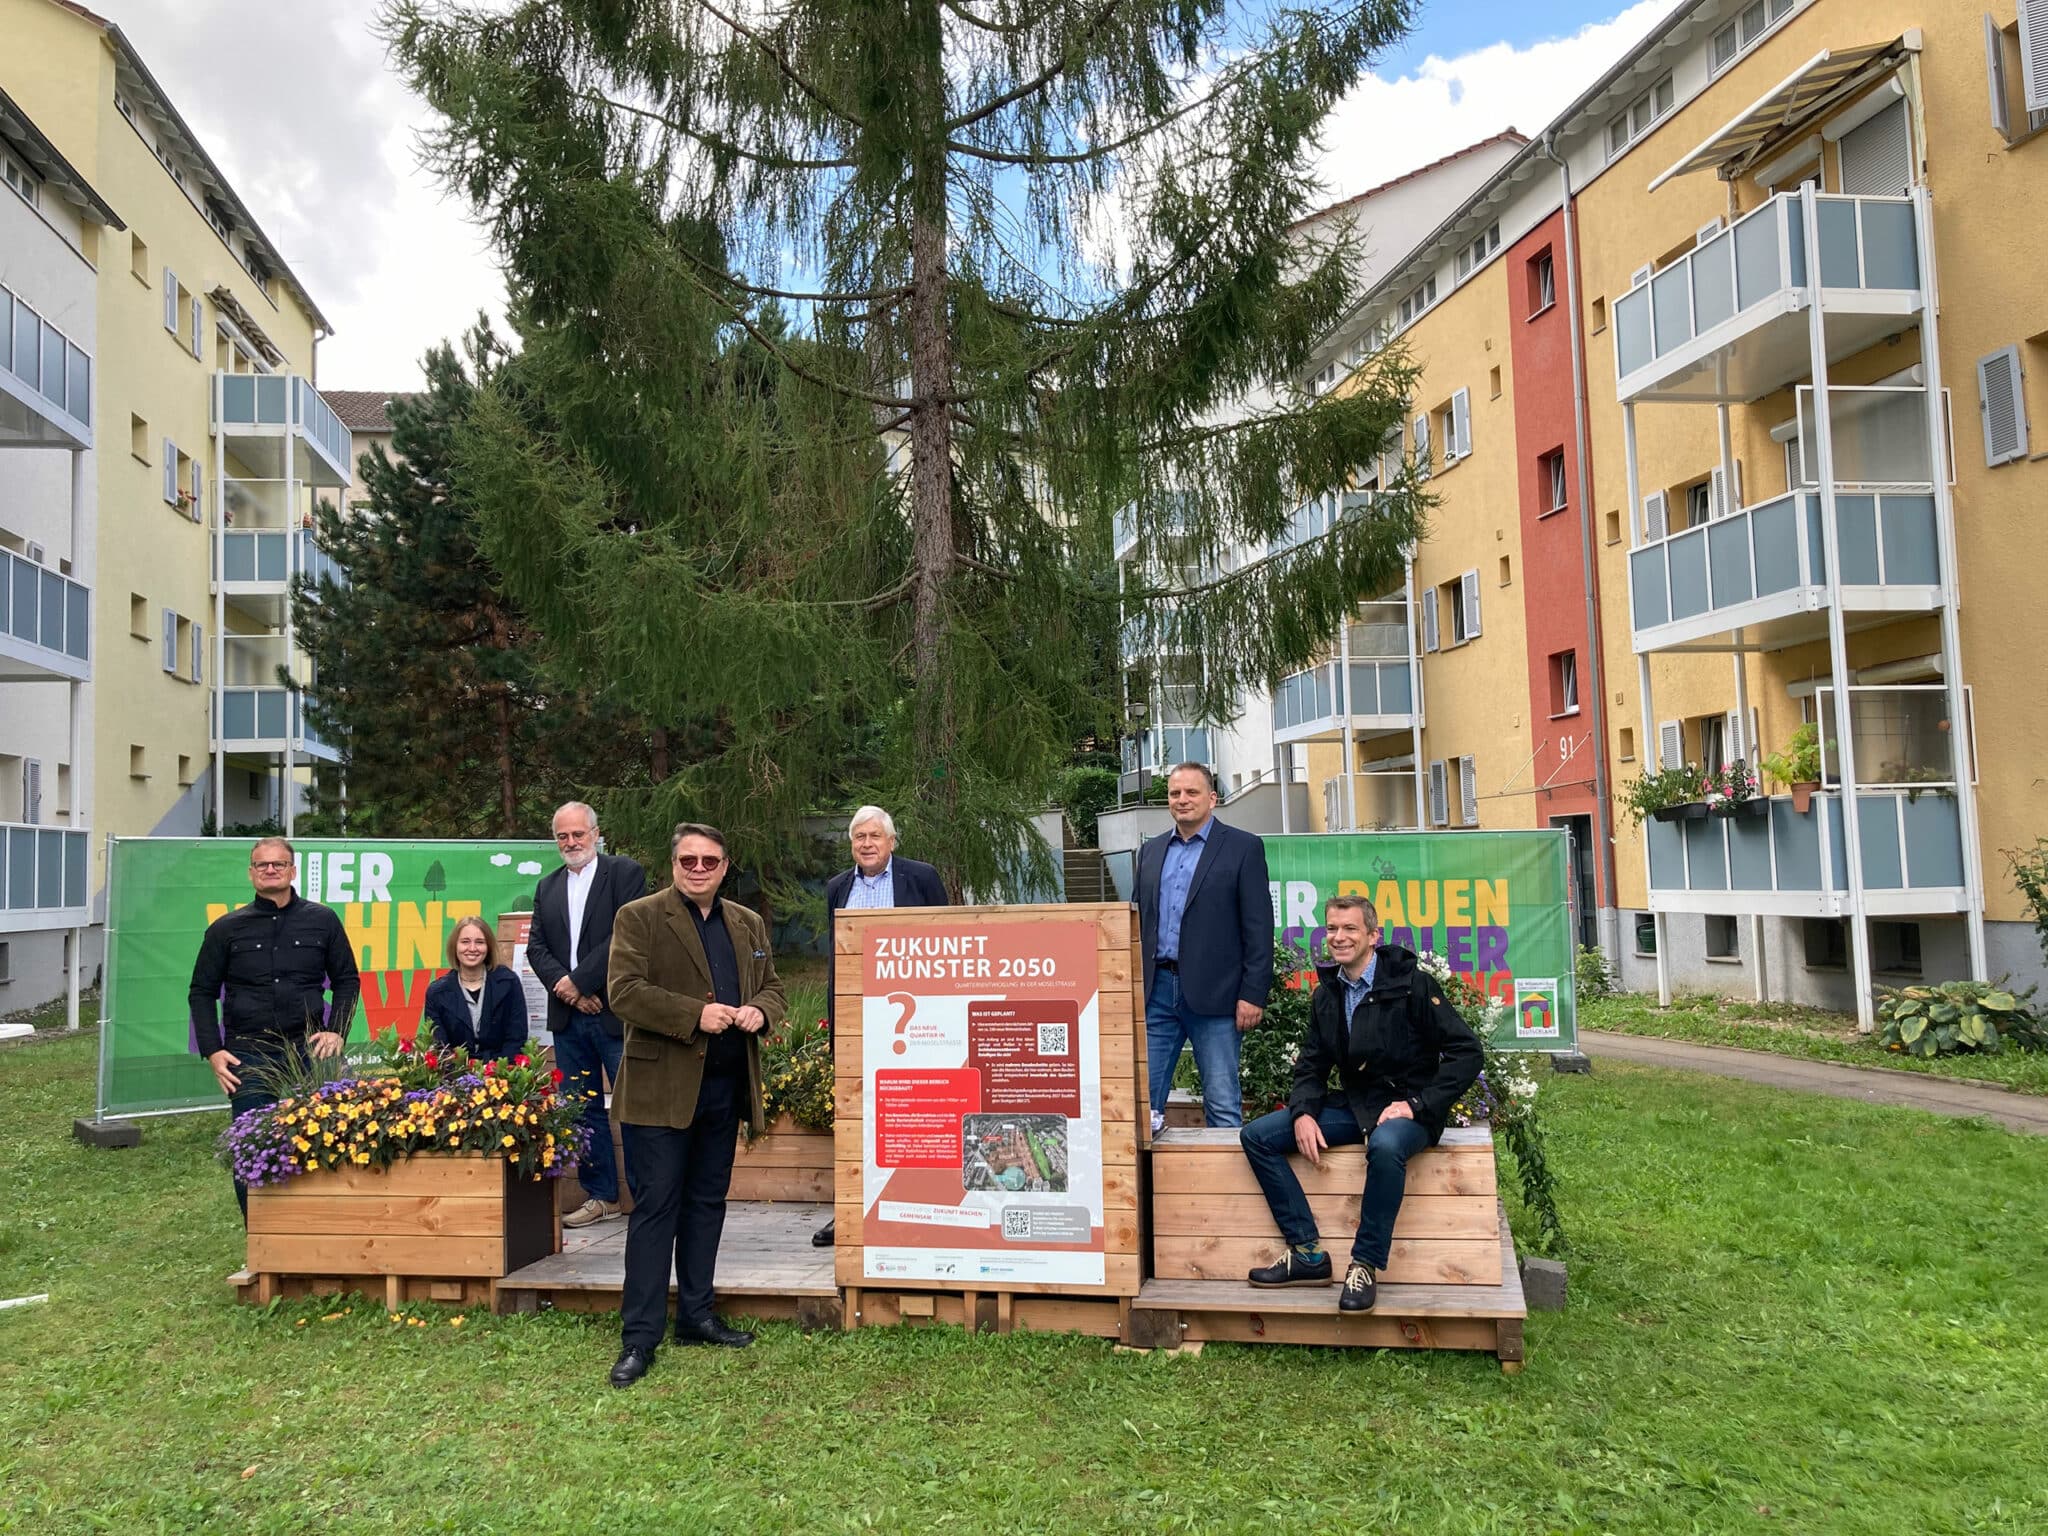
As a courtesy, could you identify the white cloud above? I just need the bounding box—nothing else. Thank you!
[489,853,512,867]
[1311,1,1685,199]
[516,861,544,875]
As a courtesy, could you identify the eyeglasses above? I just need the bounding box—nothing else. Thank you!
[250,861,292,871]
[674,855,725,872]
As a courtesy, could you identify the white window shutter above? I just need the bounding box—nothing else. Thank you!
[163,443,177,504]
[1989,14,2015,140]
[1978,346,2029,466]
[1459,756,1479,824]
[1413,413,1430,477]
[1461,569,1482,639]
[190,458,203,522]
[190,296,203,359]
[1428,760,1448,826]
[1659,719,1684,769]
[22,758,42,824]
[1643,489,1669,540]
[1422,586,1440,652]
[162,608,177,673]
[1451,387,1471,461]
[2022,0,2048,113]
[191,621,203,684]
[1726,709,1746,760]
[163,269,177,331]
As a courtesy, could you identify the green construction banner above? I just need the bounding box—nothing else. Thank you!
[1262,830,1578,1051]
[100,837,557,1118]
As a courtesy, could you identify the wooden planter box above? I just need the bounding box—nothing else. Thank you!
[730,1113,835,1203]
[242,1154,559,1309]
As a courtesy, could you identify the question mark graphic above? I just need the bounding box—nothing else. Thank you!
[887,992,917,1054]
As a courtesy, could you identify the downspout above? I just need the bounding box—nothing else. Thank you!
[1537,131,1619,959]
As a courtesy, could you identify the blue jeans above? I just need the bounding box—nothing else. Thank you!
[553,1014,636,1206]
[1146,968,1243,1127]
[1240,1101,1432,1269]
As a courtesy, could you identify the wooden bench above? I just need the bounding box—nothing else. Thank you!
[1134,1125,1525,1365]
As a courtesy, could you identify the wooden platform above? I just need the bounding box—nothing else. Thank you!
[490,1199,841,1327]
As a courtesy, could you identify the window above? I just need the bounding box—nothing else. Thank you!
[1590,296,1607,334]
[1711,0,1794,76]
[130,234,149,282]
[1458,756,1479,825]
[1606,74,1675,161]
[131,414,149,463]
[129,594,149,640]
[1498,555,1512,587]
[1605,509,1622,545]
[1441,570,1482,645]
[1619,726,1636,761]
[1549,650,1580,717]
[1704,914,1741,961]
[1527,248,1556,317]
[1489,365,1502,399]
[1978,345,2030,466]
[129,745,147,780]
[1684,480,1712,530]
[1427,759,1449,826]
[1802,918,1848,970]
[1837,97,1913,197]
[1634,913,1657,957]
[1397,276,1438,329]
[1541,448,1568,513]
[1,145,37,208]
[178,754,195,787]
[163,269,179,334]
[1987,14,2048,141]
[1438,388,1472,464]
[1692,713,1728,774]
[1455,222,1500,279]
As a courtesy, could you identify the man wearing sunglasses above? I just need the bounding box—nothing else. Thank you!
[605,822,787,1385]
[188,837,360,1221]
[525,801,650,1229]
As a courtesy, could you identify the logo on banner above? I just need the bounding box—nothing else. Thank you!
[1514,978,1561,1039]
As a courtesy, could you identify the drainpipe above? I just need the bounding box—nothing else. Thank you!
[1537,132,1620,961]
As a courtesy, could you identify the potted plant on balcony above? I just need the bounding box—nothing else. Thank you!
[1622,764,1706,826]
[1704,759,1765,819]
[1760,724,1823,814]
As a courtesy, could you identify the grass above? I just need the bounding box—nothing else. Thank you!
[1582,991,2048,1096]
[6,1031,2048,1533]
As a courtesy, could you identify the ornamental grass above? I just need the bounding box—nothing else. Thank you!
[216,1041,588,1189]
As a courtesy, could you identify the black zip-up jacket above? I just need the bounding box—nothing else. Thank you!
[1287,944,1483,1143]
[188,893,362,1059]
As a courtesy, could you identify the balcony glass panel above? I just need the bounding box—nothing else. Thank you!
[64,829,86,906]
[1706,517,1754,606]
[222,532,257,583]
[36,830,62,907]
[1667,527,1710,622]
[1690,230,1736,333]
[37,569,63,651]
[1727,814,1774,889]
[0,288,10,371]
[1630,544,1670,629]
[65,582,87,660]
[1817,684,1957,789]
[1650,266,1690,354]
[1816,199,1861,288]
[66,344,89,425]
[1770,800,1822,890]
[258,688,288,738]
[1376,662,1413,714]
[256,375,288,425]
[1903,794,1965,887]
[10,301,37,392]
[221,373,255,423]
[257,531,288,582]
[38,327,63,406]
[1615,287,1653,376]
[224,689,256,739]
[9,557,34,643]
[1880,495,1938,585]
[6,828,31,908]
[1835,496,1880,584]
[1859,200,1917,290]
[1859,803,1904,888]
[1798,387,1932,488]
[1751,496,1801,596]
[1732,198,1786,309]
[1647,791,1965,899]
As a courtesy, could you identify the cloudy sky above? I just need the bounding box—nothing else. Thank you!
[112,0,1681,392]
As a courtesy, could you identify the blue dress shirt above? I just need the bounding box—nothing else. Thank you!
[1339,954,1379,1031]
[847,860,896,910]
[1154,818,1212,962]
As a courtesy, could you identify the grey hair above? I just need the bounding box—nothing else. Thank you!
[552,801,599,831]
[849,805,897,839]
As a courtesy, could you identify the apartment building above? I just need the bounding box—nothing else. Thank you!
[1293,0,2048,1015]
[0,87,115,1020]
[1113,132,1526,832]
[1,0,348,1007]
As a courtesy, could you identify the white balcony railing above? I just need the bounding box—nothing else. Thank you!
[0,822,89,926]
[1272,658,1417,736]
[212,686,338,761]
[214,374,351,487]
[0,282,92,447]
[1613,192,1921,402]
[0,546,90,680]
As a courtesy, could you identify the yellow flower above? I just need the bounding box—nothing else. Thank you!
[501,1135,515,1148]
[352,1151,371,1164]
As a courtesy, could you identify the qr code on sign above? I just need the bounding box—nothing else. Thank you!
[1036,1022,1069,1056]
[1002,1208,1033,1240]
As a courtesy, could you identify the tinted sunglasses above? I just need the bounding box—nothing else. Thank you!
[674,854,725,872]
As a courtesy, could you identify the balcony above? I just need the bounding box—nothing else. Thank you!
[0,545,90,681]
[1117,724,1211,799]
[213,373,351,487]
[211,686,339,763]
[1629,489,1940,653]
[1272,658,1417,745]
[0,823,89,931]
[215,528,345,598]
[1644,790,1966,917]
[1612,192,1921,405]
[1322,769,1420,831]
[0,283,91,449]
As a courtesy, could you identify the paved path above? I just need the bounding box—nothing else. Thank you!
[1581,1030,2048,1137]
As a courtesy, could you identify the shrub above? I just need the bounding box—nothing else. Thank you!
[2005,838,2048,967]
[1052,764,1121,848]
[1875,979,2045,1058]
[1575,944,1615,1001]
[1237,944,1316,1119]
[1621,764,1703,826]
[755,1015,834,1133]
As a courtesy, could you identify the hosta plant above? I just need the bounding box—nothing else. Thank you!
[1875,979,2046,1057]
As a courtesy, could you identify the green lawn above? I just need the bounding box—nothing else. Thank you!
[1583,991,2048,1096]
[5,1029,2047,1533]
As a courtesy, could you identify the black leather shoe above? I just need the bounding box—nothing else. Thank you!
[811,1218,836,1248]
[676,1315,755,1349]
[1248,1248,1333,1287]
[610,1345,656,1387]
[1339,1261,1378,1313]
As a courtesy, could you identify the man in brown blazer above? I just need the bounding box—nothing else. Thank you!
[605,821,786,1386]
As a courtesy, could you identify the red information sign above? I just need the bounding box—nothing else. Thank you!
[968,1001,1081,1117]
[873,1068,982,1167]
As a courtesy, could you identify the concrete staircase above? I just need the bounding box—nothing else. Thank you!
[1062,845,1109,902]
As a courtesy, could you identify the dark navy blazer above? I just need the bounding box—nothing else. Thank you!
[1134,818,1274,1018]
[824,856,948,1027]
[423,966,529,1058]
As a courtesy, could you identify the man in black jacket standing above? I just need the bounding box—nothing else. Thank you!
[189,836,361,1220]
[1240,894,1481,1312]
[526,801,650,1228]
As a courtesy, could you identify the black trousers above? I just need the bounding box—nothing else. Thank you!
[619,1072,742,1349]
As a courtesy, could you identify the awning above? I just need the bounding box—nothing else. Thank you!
[1647,37,1909,192]
[209,285,285,368]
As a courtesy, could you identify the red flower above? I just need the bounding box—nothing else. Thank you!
[396,1038,414,1056]
[423,1052,440,1069]
[550,1068,565,1085]
[483,1061,495,1076]
[514,1053,531,1068]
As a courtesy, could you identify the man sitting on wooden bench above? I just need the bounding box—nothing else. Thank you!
[1240,894,1482,1312]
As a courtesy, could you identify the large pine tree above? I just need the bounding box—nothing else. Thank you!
[386,0,1427,893]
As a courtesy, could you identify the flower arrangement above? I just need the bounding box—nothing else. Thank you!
[216,1039,586,1190]
[754,1017,834,1137]
[1621,763,1705,826]
[1701,758,1761,814]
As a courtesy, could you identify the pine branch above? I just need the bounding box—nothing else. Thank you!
[942,1,1125,134]
[690,0,869,130]
[570,88,858,172]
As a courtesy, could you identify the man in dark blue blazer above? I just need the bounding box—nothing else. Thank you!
[812,805,948,1246]
[1135,762,1274,1130]
[525,801,650,1228]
